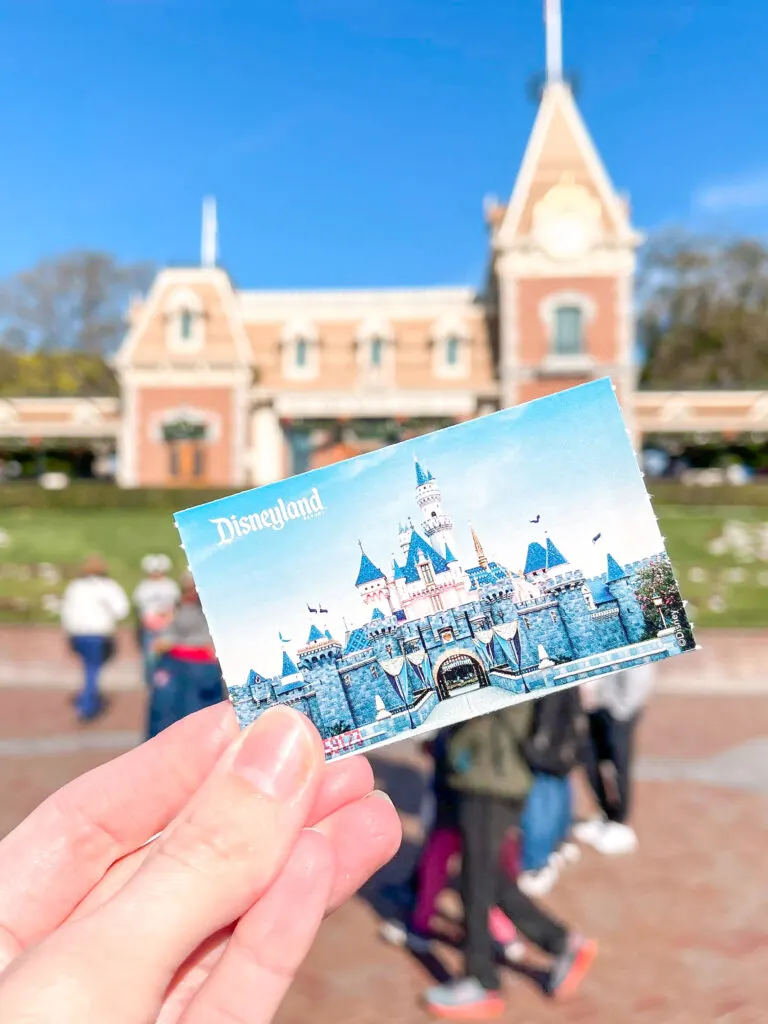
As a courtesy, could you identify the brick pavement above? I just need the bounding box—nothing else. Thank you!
[1,687,767,1022]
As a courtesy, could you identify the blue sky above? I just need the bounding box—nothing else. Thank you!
[1,1,768,286]
[176,379,664,685]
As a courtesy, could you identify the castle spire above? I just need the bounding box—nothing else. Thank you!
[470,522,489,570]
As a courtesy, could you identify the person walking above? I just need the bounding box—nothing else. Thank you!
[517,687,585,897]
[574,664,655,855]
[424,703,597,1019]
[132,554,180,685]
[147,572,223,738]
[61,554,129,722]
[380,729,524,965]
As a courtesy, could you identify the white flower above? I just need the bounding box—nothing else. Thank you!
[688,567,707,583]
[722,567,746,584]
[0,528,10,549]
[707,594,727,614]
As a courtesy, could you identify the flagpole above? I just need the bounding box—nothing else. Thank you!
[544,0,563,84]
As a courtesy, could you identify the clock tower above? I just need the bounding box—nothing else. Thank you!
[488,0,643,437]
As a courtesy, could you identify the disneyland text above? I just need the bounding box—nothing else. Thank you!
[210,487,325,544]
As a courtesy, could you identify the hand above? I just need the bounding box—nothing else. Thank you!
[0,704,401,1023]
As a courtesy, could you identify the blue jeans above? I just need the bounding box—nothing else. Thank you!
[521,773,572,872]
[71,635,110,719]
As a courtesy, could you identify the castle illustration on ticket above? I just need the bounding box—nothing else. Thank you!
[175,380,696,760]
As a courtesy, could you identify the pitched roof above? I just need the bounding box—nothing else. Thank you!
[524,541,547,575]
[402,530,450,584]
[355,549,385,586]
[546,537,568,568]
[415,459,434,487]
[496,82,639,248]
[306,624,325,643]
[392,558,405,580]
[281,651,299,676]
[343,626,370,655]
[371,607,385,620]
[524,537,568,575]
[606,553,628,582]
[444,544,457,563]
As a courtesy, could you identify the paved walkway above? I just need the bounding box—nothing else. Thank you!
[1,687,767,1022]
[2,625,768,693]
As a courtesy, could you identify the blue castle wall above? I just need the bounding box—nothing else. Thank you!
[234,550,675,742]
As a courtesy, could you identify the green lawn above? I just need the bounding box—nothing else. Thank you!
[0,504,767,628]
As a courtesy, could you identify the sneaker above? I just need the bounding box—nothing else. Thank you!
[379,918,432,954]
[502,939,526,965]
[572,817,606,847]
[424,977,505,1019]
[559,841,581,864]
[593,821,638,856]
[549,935,598,1000]
[518,863,558,897]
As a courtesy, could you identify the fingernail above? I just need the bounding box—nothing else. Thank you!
[232,707,315,801]
[365,789,395,809]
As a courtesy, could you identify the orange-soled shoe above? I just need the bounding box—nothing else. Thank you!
[549,935,598,1000]
[423,977,505,1019]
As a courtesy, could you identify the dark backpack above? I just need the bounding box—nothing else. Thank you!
[522,688,586,777]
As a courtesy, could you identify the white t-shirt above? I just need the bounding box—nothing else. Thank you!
[61,576,130,637]
[133,577,180,627]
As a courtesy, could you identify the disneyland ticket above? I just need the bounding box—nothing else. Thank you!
[174,379,696,760]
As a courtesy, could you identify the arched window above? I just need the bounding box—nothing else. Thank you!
[553,306,583,355]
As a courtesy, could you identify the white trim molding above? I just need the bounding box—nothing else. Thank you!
[238,286,479,323]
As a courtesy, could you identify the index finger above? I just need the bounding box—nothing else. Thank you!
[0,703,238,965]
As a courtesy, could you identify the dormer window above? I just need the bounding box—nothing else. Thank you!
[356,319,394,382]
[281,320,319,380]
[164,288,204,352]
[179,308,194,341]
[295,337,308,368]
[431,317,470,379]
[370,336,383,367]
[446,335,459,366]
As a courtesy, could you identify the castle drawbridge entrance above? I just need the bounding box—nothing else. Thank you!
[435,651,489,701]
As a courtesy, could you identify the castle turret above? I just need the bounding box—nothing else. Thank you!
[605,553,647,643]
[354,542,392,613]
[414,457,455,557]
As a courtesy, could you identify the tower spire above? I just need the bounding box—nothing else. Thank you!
[544,0,563,84]
[201,196,218,267]
[470,522,489,570]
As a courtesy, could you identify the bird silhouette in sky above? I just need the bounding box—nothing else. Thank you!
[529,514,541,524]
[592,532,602,544]
[319,605,329,614]
[307,604,318,614]
[278,632,291,643]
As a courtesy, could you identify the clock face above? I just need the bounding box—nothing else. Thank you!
[532,181,601,261]
[536,216,591,261]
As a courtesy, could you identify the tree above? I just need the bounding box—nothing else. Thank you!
[639,231,768,389]
[0,350,118,397]
[633,557,692,644]
[0,251,153,355]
